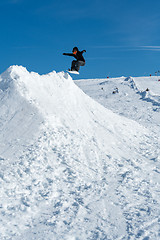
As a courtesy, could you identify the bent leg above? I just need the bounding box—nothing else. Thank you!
[71,60,77,71]
[72,61,85,71]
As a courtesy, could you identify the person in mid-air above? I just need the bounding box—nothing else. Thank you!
[63,47,86,72]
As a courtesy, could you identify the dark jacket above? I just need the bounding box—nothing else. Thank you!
[63,50,86,62]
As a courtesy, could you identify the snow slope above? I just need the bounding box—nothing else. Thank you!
[0,66,160,240]
[76,76,160,133]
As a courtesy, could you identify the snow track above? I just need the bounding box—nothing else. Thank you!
[0,66,160,239]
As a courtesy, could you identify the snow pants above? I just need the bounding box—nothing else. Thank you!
[71,60,85,71]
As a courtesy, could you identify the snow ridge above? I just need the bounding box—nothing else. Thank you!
[125,76,160,108]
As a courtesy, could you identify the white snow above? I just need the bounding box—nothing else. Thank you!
[0,66,160,239]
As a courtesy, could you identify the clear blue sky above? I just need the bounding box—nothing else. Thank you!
[0,0,160,79]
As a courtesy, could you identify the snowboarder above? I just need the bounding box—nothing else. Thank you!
[63,47,86,73]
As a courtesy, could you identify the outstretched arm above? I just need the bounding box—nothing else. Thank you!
[81,50,86,53]
[63,53,74,56]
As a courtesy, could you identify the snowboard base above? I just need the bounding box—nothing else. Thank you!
[67,70,79,75]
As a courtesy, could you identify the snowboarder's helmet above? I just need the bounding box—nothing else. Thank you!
[72,47,78,52]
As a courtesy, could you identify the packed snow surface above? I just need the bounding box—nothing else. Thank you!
[0,66,160,240]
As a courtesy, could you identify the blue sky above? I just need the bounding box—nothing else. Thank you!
[0,0,160,79]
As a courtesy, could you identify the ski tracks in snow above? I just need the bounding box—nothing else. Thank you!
[0,124,125,239]
[1,122,159,240]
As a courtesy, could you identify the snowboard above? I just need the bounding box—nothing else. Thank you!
[67,70,79,75]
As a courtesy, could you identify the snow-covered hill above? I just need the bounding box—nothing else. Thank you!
[76,76,160,133]
[0,66,159,240]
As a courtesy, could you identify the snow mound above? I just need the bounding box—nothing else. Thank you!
[0,66,159,240]
[0,65,149,158]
